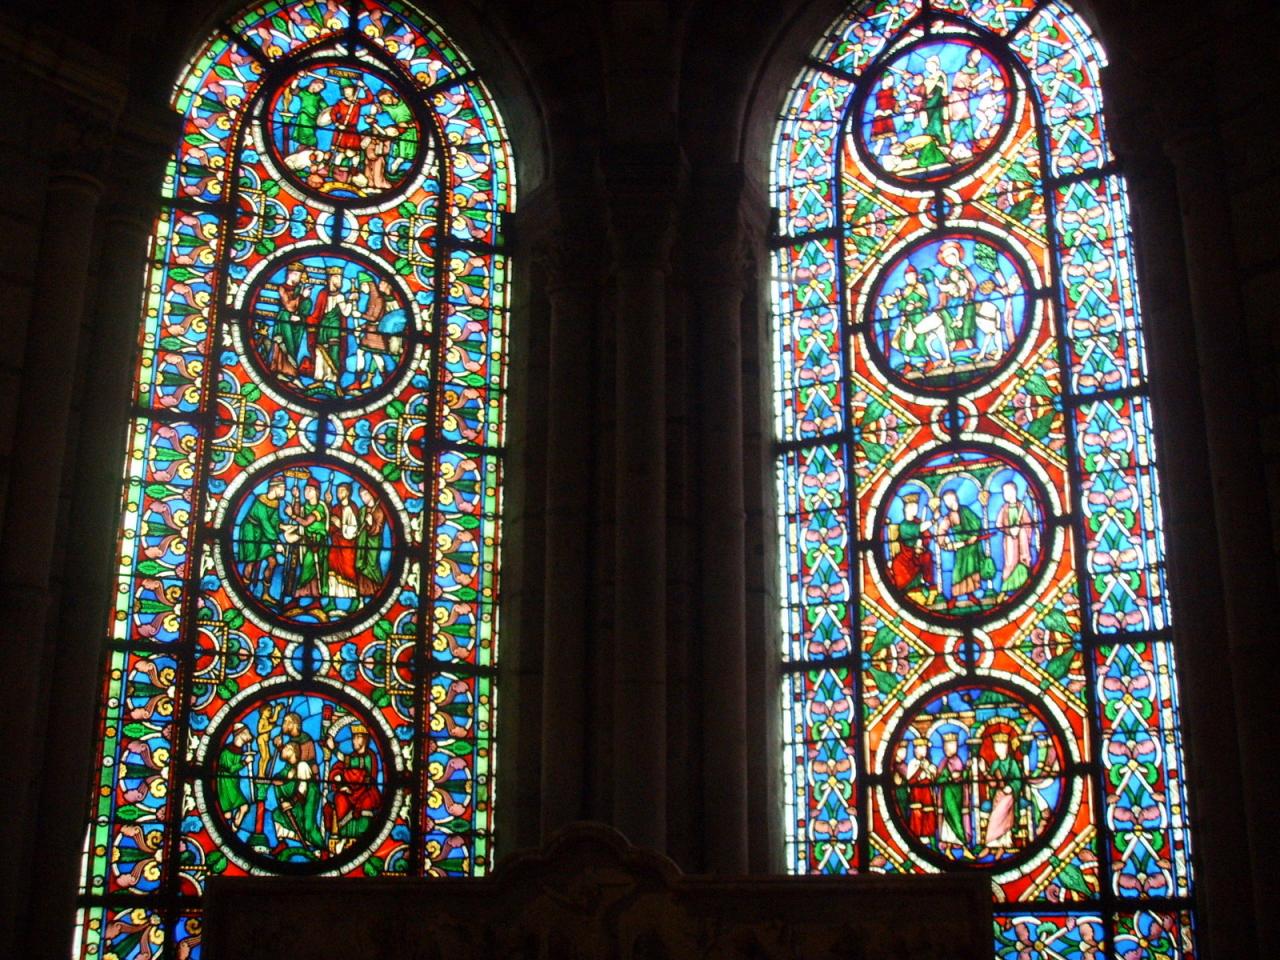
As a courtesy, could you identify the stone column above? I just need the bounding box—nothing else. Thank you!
[1109,86,1261,959]
[690,171,758,872]
[1158,119,1278,955]
[606,156,683,851]
[26,110,171,956]
[539,212,602,836]
[0,151,105,957]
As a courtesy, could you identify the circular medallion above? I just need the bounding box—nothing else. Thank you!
[205,689,392,871]
[856,37,1013,186]
[265,62,426,201]
[225,461,398,628]
[877,447,1049,623]
[244,252,412,405]
[866,232,1031,394]
[885,683,1070,869]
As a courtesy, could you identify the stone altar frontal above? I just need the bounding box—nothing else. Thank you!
[204,824,991,960]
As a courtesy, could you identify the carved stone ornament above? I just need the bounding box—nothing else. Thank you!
[204,823,990,960]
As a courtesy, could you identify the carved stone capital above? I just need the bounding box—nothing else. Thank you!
[3,15,127,182]
[45,101,115,186]
[103,106,182,218]
[603,147,688,275]
[529,209,606,299]
[682,167,768,293]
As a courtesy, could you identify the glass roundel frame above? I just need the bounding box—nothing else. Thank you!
[874,444,1052,626]
[862,229,1034,396]
[260,58,432,207]
[221,456,405,633]
[851,33,1017,189]
[240,249,417,409]
[882,679,1074,873]
[199,684,397,875]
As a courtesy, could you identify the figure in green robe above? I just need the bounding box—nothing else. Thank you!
[269,267,310,377]
[287,481,330,599]
[920,57,950,150]
[291,77,327,150]
[937,734,969,850]
[215,724,254,830]
[891,741,911,819]
[950,49,986,148]
[271,742,325,856]
[887,264,933,361]
[355,500,388,597]
[937,489,985,600]
[237,475,286,601]
[377,88,417,176]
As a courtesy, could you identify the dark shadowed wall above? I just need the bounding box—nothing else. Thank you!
[0,1,1276,957]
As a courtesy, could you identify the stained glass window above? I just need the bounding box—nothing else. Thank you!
[771,2,1197,955]
[75,2,512,956]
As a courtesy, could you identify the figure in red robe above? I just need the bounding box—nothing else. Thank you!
[889,494,934,599]
[327,483,360,599]
[328,83,373,151]
[319,82,374,183]
[323,725,381,853]
[871,73,898,149]
[907,739,939,839]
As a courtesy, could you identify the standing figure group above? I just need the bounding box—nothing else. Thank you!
[276,70,419,196]
[253,260,406,400]
[236,470,391,620]
[214,702,384,862]
[886,477,1039,615]
[869,43,1007,178]
[891,723,1057,861]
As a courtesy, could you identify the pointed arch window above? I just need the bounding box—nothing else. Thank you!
[771,2,1196,954]
[76,2,512,955]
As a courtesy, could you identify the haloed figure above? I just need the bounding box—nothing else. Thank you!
[936,489,984,601]
[328,483,360,599]
[996,480,1036,592]
[983,731,1023,851]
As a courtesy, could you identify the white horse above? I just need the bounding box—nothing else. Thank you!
[898,309,952,365]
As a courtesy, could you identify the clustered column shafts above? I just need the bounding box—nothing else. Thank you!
[539,220,601,835]
[0,167,103,958]
[1159,123,1279,951]
[606,164,682,852]
[30,202,157,958]
[691,188,758,874]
